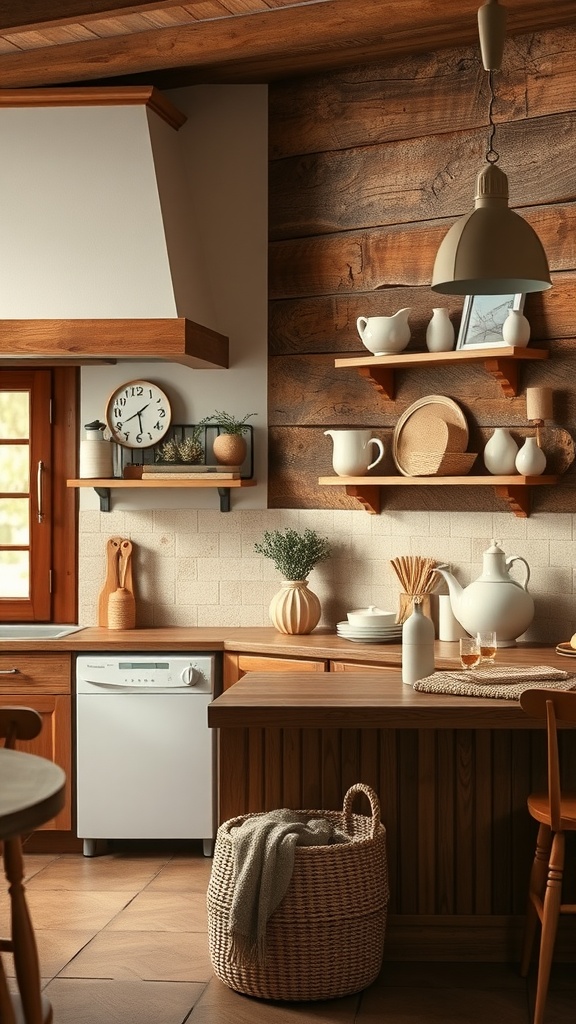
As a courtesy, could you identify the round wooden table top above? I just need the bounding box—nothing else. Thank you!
[0,748,65,840]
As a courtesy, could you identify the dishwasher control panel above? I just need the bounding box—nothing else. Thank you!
[76,655,215,693]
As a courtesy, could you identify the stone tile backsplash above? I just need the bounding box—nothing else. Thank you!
[78,508,576,642]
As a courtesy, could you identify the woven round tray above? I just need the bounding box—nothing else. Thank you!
[393,395,469,476]
[408,451,478,476]
[207,783,389,1001]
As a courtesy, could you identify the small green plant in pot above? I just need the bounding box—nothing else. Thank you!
[254,528,331,635]
[203,410,256,466]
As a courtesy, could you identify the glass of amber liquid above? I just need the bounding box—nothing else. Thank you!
[477,630,497,664]
[459,636,481,670]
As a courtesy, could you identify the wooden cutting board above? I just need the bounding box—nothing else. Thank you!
[97,536,122,627]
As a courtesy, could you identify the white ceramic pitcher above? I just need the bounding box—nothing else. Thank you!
[324,429,385,477]
[356,308,411,355]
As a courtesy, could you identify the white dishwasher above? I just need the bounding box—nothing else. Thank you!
[76,654,217,857]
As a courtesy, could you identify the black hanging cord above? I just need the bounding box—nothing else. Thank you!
[486,69,499,163]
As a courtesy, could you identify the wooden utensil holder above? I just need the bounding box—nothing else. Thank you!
[397,593,432,625]
[107,587,136,630]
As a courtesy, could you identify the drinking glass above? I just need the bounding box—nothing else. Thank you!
[459,636,481,670]
[477,630,497,663]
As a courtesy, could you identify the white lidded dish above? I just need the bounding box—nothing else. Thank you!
[346,605,396,628]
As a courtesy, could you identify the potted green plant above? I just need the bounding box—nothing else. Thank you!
[254,527,331,634]
[202,410,256,466]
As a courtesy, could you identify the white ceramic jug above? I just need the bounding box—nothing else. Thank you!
[356,308,411,355]
[324,429,385,477]
[79,420,114,479]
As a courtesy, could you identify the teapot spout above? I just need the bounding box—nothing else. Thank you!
[435,567,464,618]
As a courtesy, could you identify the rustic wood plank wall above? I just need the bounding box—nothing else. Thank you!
[268,26,576,513]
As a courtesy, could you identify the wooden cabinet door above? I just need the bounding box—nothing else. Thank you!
[0,692,71,829]
[224,651,328,689]
[0,653,72,829]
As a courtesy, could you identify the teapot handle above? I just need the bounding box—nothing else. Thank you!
[367,437,385,471]
[505,555,530,590]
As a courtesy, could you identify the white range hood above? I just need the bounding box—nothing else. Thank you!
[0,87,228,368]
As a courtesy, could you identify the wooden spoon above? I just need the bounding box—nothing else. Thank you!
[97,537,122,627]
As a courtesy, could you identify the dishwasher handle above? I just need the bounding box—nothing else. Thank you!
[79,678,193,690]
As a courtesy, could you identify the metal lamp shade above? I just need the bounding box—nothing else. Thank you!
[432,164,552,295]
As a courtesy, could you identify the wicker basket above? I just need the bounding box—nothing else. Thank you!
[207,783,389,1001]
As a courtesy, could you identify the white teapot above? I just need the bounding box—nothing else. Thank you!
[435,540,534,647]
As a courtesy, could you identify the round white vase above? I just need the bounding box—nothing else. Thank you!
[426,308,455,352]
[502,309,530,347]
[515,436,547,476]
[483,427,519,475]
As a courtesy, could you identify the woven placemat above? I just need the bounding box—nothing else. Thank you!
[413,665,576,701]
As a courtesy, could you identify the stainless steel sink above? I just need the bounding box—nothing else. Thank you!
[0,625,84,640]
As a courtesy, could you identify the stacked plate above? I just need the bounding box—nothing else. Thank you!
[555,642,576,658]
[336,620,403,644]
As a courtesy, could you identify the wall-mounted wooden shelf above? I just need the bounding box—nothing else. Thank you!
[67,478,257,513]
[318,475,559,518]
[335,347,549,400]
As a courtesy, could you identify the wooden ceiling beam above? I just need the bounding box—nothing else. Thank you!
[0,0,574,88]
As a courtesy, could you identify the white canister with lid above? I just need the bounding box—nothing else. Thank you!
[402,600,435,686]
[79,420,114,479]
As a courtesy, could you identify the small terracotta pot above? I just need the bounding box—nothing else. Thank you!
[212,433,247,466]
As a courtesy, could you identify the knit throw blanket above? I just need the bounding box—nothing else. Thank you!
[226,809,349,965]
[413,664,576,701]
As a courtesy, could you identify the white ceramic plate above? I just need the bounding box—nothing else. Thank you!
[555,643,576,657]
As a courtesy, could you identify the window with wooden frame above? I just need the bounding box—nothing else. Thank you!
[0,368,78,623]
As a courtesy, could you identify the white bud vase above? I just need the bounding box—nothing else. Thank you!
[483,427,519,475]
[502,309,530,347]
[269,579,321,635]
[402,600,435,686]
[426,308,455,352]
[515,436,547,476]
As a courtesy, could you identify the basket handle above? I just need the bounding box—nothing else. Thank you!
[342,783,381,838]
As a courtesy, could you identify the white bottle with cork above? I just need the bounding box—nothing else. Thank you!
[402,598,435,686]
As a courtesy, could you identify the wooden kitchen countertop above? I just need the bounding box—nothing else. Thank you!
[0,626,573,668]
[208,666,576,731]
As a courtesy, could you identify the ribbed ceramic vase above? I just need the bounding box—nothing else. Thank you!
[515,436,547,476]
[483,427,519,474]
[269,579,321,635]
[426,308,455,352]
[502,309,531,347]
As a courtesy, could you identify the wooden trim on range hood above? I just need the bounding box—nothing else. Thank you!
[0,318,229,369]
[0,86,186,129]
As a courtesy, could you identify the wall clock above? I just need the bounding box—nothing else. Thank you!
[105,380,172,449]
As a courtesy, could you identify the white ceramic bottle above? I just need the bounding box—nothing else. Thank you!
[79,420,114,479]
[502,308,531,347]
[402,600,435,686]
[483,427,518,474]
[426,308,455,352]
[515,436,547,475]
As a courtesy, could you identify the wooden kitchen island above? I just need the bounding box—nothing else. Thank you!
[208,666,576,963]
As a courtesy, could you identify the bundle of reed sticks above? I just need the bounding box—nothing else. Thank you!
[390,555,440,623]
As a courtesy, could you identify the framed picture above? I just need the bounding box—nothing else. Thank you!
[456,293,525,350]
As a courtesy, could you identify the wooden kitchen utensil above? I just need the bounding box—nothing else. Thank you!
[108,539,136,630]
[97,536,122,627]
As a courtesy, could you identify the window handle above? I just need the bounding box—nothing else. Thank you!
[37,460,45,523]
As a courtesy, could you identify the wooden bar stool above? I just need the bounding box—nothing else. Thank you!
[0,706,66,1024]
[519,688,576,1024]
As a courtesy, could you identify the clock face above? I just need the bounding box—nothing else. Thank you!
[105,380,172,449]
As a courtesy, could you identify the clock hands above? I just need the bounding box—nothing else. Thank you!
[122,403,150,432]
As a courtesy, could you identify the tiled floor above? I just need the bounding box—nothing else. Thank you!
[2,843,574,1023]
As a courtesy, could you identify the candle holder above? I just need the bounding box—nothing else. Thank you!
[526,387,553,449]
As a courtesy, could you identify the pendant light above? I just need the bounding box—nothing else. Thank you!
[431,0,551,296]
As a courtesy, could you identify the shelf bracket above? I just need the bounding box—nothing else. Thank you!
[357,366,395,401]
[493,485,530,518]
[218,488,231,513]
[482,357,518,397]
[94,487,111,512]
[345,485,381,515]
